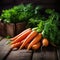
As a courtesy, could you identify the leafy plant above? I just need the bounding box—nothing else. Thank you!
[26,17,41,28]
[1,9,11,23]
[0,4,34,23]
[42,9,60,45]
[42,20,59,45]
[31,9,60,46]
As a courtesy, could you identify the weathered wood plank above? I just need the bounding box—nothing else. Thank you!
[6,23,15,37]
[16,22,26,35]
[43,50,57,60]
[57,48,60,60]
[32,51,43,60]
[0,38,12,60]
[0,38,9,46]
[32,47,57,60]
[0,22,6,36]
[6,49,32,60]
[0,45,12,60]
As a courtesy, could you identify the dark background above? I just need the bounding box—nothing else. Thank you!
[0,0,60,15]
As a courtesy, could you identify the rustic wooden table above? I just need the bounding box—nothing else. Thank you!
[0,36,60,60]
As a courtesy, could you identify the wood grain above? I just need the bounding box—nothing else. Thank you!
[6,49,32,60]
[0,38,12,60]
[57,48,60,60]
[32,47,57,60]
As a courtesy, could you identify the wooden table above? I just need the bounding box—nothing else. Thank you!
[0,36,60,60]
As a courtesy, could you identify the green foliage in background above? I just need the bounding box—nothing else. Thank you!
[0,3,42,23]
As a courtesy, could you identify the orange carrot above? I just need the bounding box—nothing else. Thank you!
[42,38,49,47]
[25,43,29,49]
[10,29,32,44]
[11,42,21,48]
[27,33,42,50]
[20,31,38,49]
[11,40,24,48]
[10,28,31,41]
[32,42,41,50]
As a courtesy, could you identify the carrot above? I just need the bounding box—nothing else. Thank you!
[11,40,24,48]
[32,42,41,50]
[11,42,21,48]
[10,28,31,41]
[20,31,38,49]
[25,43,29,49]
[10,29,32,44]
[42,38,49,47]
[27,33,42,50]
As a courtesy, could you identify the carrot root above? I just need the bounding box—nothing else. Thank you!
[32,42,41,50]
[20,31,38,49]
[10,29,32,44]
[27,33,42,50]
[11,42,21,48]
[10,28,31,41]
[42,38,49,47]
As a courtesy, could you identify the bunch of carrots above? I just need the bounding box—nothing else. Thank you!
[10,28,49,50]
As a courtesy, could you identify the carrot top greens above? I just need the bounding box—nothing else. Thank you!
[32,9,60,45]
